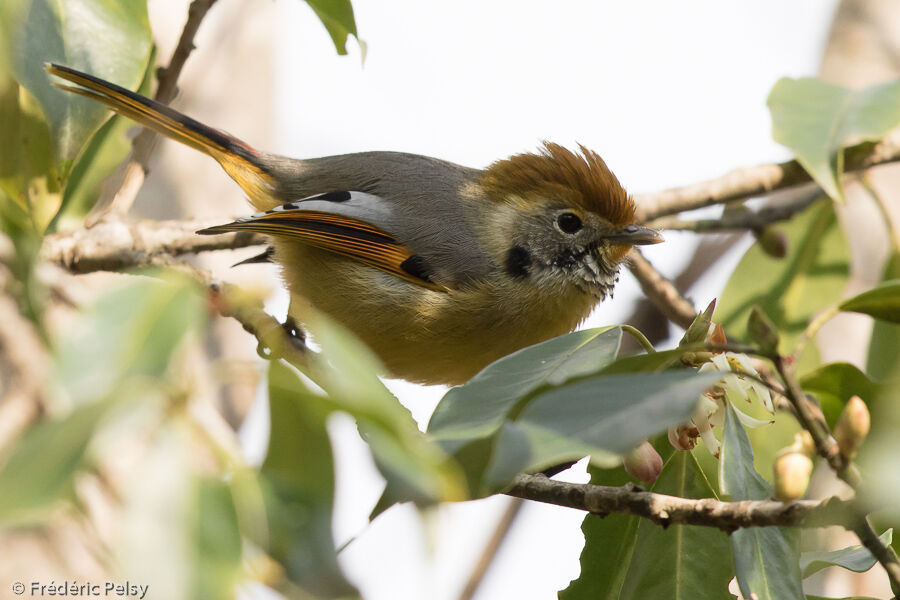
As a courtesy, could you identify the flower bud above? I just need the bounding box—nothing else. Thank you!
[790,431,816,458]
[833,395,870,459]
[668,425,697,451]
[773,450,813,501]
[755,226,788,258]
[747,305,779,355]
[624,441,663,484]
[709,323,728,346]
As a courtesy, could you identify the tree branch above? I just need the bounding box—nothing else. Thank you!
[626,249,697,329]
[41,218,266,274]
[87,0,221,224]
[506,473,852,532]
[634,131,900,222]
[647,188,822,232]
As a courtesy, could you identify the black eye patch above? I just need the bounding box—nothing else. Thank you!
[505,245,532,279]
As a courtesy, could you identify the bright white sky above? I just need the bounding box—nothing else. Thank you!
[242,2,841,599]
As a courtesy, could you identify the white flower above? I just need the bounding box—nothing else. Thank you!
[671,352,775,458]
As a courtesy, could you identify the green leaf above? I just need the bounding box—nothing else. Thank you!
[428,327,622,445]
[721,404,804,600]
[4,0,152,178]
[190,478,243,600]
[800,363,878,428]
[0,76,60,233]
[800,529,892,578]
[306,312,466,507]
[0,400,110,520]
[805,596,882,600]
[51,51,154,230]
[866,252,900,380]
[560,439,674,600]
[768,77,900,201]
[839,279,900,323]
[259,361,356,597]
[4,0,151,181]
[53,275,205,404]
[617,452,734,600]
[599,346,688,374]
[484,370,723,489]
[717,199,849,373]
[304,0,363,56]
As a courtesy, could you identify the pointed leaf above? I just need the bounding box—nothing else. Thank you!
[866,252,900,380]
[53,275,205,405]
[484,370,722,489]
[428,327,622,443]
[190,479,243,599]
[767,77,900,201]
[5,0,152,176]
[800,363,878,428]
[721,404,804,600]
[839,279,900,323]
[0,401,109,520]
[618,452,734,600]
[304,0,362,56]
[260,361,356,598]
[560,440,675,600]
[306,312,466,506]
[800,529,892,578]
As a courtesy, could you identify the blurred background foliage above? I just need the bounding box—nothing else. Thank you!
[0,1,899,599]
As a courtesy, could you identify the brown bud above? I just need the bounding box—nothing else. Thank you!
[773,450,813,501]
[624,441,664,483]
[755,226,788,258]
[709,323,728,346]
[668,425,697,451]
[833,395,870,459]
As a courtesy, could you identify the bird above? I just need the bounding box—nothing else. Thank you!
[46,63,663,386]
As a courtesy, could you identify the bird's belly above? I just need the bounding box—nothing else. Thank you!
[276,244,597,385]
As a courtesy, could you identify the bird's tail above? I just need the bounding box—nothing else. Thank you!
[45,63,279,209]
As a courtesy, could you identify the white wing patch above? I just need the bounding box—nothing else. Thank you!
[240,191,394,231]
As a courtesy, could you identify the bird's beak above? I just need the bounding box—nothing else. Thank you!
[604,224,664,245]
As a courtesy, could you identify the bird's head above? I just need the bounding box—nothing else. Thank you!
[480,142,662,300]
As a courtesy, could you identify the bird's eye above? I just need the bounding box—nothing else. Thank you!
[557,212,583,234]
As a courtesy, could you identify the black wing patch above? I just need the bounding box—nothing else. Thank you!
[198,204,447,291]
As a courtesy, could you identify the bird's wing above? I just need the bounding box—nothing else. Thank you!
[198,191,448,291]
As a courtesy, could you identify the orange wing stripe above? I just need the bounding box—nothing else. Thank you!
[202,210,446,291]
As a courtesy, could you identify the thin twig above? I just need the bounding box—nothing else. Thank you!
[860,172,900,252]
[647,188,822,232]
[457,498,524,600]
[87,0,221,224]
[506,474,852,532]
[772,355,848,481]
[852,516,900,597]
[634,131,900,222]
[41,218,266,274]
[626,249,697,329]
[771,355,900,593]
